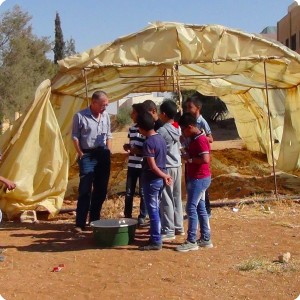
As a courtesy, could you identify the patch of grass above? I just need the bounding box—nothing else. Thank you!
[236,258,265,271]
[236,257,299,273]
[273,221,296,228]
[266,261,299,273]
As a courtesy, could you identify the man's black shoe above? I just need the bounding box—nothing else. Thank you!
[139,243,162,251]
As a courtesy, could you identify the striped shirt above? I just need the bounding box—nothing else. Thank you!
[127,124,145,169]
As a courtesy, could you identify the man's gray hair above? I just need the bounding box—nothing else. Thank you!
[92,91,107,100]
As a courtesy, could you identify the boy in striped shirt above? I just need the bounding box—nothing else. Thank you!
[123,103,147,225]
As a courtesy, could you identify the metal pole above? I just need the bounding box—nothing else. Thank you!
[263,60,279,200]
[173,64,182,107]
[83,68,89,106]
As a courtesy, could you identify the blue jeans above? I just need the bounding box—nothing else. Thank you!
[186,176,211,242]
[142,177,164,245]
[124,167,147,219]
[76,149,110,228]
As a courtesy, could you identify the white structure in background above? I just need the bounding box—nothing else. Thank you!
[107,92,173,115]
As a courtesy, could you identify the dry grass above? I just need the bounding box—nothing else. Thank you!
[273,221,299,228]
[101,194,141,219]
[101,195,125,218]
[236,257,299,273]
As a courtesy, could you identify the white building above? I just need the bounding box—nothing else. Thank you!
[107,92,173,115]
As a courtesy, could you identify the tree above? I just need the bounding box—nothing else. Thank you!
[0,6,56,122]
[53,12,65,63]
[64,37,76,57]
[53,13,77,61]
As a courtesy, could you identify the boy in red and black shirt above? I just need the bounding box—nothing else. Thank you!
[176,113,213,252]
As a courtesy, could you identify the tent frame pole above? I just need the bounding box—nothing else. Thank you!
[83,68,89,106]
[263,60,279,200]
[173,64,182,107]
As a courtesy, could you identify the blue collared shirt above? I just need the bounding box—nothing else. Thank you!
[72,107,112,150]
[196,115,212,135]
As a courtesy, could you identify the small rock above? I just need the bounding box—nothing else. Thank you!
[273,242,279,246]
[232,208,239,212]
[236,187,241,192]
[278,252,291,263]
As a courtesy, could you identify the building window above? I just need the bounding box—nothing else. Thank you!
[286,38,289,47]
[291,34,296,50]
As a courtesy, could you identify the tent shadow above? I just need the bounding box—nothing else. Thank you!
[1,222,97,253]
[1,222,167,252]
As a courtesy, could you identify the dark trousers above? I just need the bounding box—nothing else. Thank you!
[76,149,110,228]
[124,167,147,219]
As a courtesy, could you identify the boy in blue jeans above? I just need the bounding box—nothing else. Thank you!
[137,112,172,251]
[185,94,213,217]
[176,113,213,252]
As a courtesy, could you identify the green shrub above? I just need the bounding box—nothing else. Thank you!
[116,106,132,127]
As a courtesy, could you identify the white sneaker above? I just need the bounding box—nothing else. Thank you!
[161,234,175,241]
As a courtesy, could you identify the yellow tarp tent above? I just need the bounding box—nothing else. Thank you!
[0,80,68,217]
[1,21,300,216]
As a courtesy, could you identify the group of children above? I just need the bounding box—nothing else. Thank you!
[123,95,213,252]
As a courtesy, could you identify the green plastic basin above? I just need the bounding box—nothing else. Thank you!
[90,218,138,247]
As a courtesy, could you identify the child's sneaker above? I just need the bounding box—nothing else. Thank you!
[175,240,199,252]
[138,217,149,228]
[197,239,213,248]
[161,233,175,241]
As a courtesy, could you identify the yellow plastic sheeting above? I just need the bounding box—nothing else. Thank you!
[50,22,300,171]
[3,22,300,217]
[50,93,86,166]
[277,87,300,170]
[221,89,285,163]
[0,80,69,217]
[52,23,299,101]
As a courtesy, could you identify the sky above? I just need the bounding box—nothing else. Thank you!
[0,0,294,54]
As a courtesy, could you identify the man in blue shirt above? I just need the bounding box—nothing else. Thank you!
[72,91,112,233]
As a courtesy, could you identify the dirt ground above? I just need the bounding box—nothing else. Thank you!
[1,122,300,300]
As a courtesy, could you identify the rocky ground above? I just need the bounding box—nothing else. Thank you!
[0,120,299,300]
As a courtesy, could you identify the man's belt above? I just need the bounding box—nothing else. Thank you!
[82,146,105,153]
